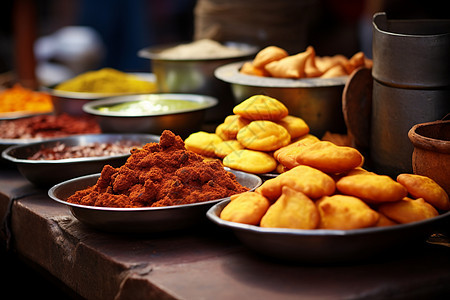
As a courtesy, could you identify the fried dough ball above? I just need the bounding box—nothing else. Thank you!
[397,174,450,211]
[260,186,320,229]
[317,194,380,230]
[233,95,288,122]
[184,131,223,157]
[265,50,312,79]
[293,141,364,174]
[217,115,251,140]
[276,115,309,139]
[336,173,407,204]
[252,46,288,68]
[214,140,244,158]
[256,165,335,201]
[378,197,439,224]
[220,192,270,225]
[223,149,277,174]
[237,120,291,151]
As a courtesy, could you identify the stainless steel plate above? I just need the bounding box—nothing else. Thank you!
[2,133,159,186]
[48,168,262,233]
[207,199,450,263]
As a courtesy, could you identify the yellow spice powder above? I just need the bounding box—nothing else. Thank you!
[54,68,157,94]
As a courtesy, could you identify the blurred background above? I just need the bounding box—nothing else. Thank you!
[0,0,448,88]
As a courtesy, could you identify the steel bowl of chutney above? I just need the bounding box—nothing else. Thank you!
[82,93,218,138]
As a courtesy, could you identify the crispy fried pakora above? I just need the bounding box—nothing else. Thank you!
[260,186,319,229]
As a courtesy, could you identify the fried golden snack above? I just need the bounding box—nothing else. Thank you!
[265,50,312,78]
[294,141,364,174]
[260,186,319,229]
[304,46,323,78]
[237,120,291,151]
[219,114,251,140]
[320,64,347,78]
[317,194,380,230]
[345,51,366,74]
[220,192,270,225]
[256,165,335,201]
[315,55,346,73]
[240,62,270,77]
[276,115,309,139]
[233,95,289,122]
[336,173,407,204]
[378,197,439,224]
[344,167,374,176]
[223,149,277,174]
[397,173,450,211]
[215,123,228,140]
[252,46,289,68]
[214,140,244,158]
[273,135,322,170]
[184,131,223,157]
[374,212,398,227]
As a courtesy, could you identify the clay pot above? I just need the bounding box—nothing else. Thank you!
[408,120,450,196]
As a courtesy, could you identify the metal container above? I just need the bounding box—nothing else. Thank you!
[41,73,157,116]
[2,133,159,186]
[82,93,218,138]
[215,61,348,138]
[207,198,450,263]
[371,80,450,175]
[372,12,450,88]
[48,169,262,233]
[138,42,258,122]
[368,12,450,176]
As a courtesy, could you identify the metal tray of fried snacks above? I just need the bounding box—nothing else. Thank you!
[207,199,450,263]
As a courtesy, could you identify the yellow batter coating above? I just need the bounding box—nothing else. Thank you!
[397,173,450,211]
[256,165,335,201]
[184,131,223,157]
[336,173,407,204]
[317,194,380,230]
[378,197,439,224]
[233,95,288,122]
[220,192,270,225]
[260,186,320,229]
[223,149,277,174]
[237,120,291,151]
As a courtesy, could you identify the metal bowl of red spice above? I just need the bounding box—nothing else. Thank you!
[2,133,159,187]
[0,113,101,156]
[48,168,262,233]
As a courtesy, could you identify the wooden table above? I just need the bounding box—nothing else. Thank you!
[1,168,449,299]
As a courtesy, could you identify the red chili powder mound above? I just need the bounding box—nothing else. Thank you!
[67,130,248,208]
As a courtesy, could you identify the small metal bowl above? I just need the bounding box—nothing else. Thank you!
[138,42,258,122]
[82,93,218,138]
[41,73,157,116]
[2,133,159,187]
[48,168,262,233]
[207,198,450,263]
[215,61,348,138]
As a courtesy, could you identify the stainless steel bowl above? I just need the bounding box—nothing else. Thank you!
[138,42,259,122]
[2,133,159,186]
[48,168,262,233]
[82,93,218,138]
[207,198,450,263]
[41,73,157,116]
[215,61,348,138]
